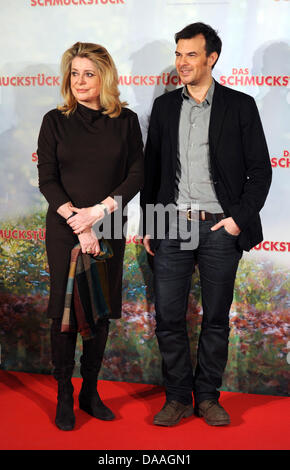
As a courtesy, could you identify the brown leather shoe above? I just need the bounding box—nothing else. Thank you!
[153,400,194,426]
[195,400,230,426]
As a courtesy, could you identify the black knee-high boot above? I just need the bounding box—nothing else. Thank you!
[50,319,77,431]
[79,318,115,421]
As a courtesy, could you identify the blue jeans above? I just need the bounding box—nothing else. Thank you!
[153,217,242,406]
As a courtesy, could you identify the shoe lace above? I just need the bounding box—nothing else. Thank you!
[167,401,180,410]
[165,400,187,414]
[203,400,219,412]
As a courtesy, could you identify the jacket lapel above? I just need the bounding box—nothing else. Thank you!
[209,80,228,156]
[169,89,183,174]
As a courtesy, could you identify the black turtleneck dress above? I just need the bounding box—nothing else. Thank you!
[37,103,144,319]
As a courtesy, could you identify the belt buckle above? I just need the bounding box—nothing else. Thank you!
[186,209,198,221]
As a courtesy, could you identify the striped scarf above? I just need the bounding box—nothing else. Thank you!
[61,240,113,340]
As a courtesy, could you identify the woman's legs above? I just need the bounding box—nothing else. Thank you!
[79,318,115,420]
[50,318,77,431]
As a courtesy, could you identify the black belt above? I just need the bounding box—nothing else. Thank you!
[178,210,225,222]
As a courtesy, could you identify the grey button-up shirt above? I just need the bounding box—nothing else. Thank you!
[175,80,223,213]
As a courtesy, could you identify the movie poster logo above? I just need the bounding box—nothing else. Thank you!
[1,227,289,253]
[118,74,182,87]
[219,68,289,87]
[7,70,283,88]
[0,75,60,87]
[253,241,290,252]
[271,151,290,168]
[30,0,125,6]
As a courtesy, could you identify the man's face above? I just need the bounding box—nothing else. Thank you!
[175,34,216,86]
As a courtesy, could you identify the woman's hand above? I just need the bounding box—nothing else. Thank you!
[78,228,100,256]
[57,201,74,219]
[67,205,105,234]
[67,197,118,234]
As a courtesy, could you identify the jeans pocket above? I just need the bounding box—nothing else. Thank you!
[221,226,239,238]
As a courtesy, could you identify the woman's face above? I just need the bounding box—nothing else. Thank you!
[70,56,101,109]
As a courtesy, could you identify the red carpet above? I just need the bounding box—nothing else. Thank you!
[0,370,289,450]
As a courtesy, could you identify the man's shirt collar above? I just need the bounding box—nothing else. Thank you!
[182,79,215,106]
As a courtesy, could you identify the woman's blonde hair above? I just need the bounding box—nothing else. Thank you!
[58,42,126,118]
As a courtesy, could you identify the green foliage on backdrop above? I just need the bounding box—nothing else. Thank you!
[0,211,289,396]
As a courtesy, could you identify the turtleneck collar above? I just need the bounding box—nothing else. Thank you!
[76,101,104,123]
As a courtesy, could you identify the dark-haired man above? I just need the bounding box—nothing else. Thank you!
[141,22,271,426]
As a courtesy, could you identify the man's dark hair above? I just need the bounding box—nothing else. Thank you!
[175,22,222,68]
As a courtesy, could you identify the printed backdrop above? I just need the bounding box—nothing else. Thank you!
[0,0,289,396]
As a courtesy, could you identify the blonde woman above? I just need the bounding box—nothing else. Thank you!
[37,42,143,431]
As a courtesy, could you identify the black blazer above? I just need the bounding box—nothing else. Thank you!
[140,80,272,252]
